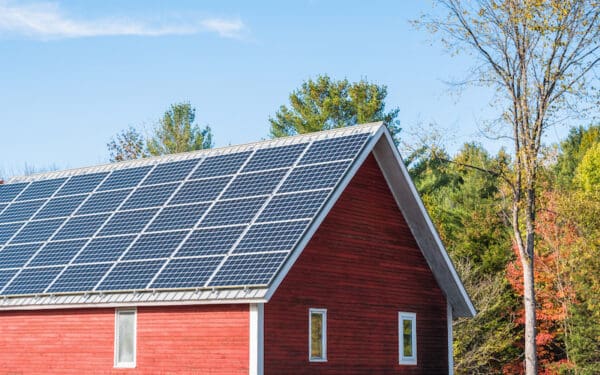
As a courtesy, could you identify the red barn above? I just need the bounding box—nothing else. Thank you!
[0,123,474,374]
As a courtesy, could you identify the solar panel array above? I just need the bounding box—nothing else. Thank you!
[0,132,371,296]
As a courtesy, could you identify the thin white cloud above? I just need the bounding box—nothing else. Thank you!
[0,1,245,39]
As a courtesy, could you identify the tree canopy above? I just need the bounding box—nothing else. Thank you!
[269,75,401,144]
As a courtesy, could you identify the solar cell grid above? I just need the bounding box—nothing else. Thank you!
[17,178,67,201]
[122,231,188,260]
[169,176,230,205]
[97,165,152,191]
[299,133,369,165]
[99,208,158,236]
[28,239,88,266]
[201,196,267,227]
[0,223,23,245]
[208,252,288,287]
[48,263,113,293]
[242,143,307,172]
[73,235,137,263]
[279,161,350,193]
[12,218,64,244]
[0,182,28,203]
[147,203,209,232]
[76,189,131,215]
[151,256,223,289]
[56,172,108,196]
[2,266,63,295]
[142,159,199,186]
[0,199,47,223]
[34,194,87,220]
[257,190,330,222]
[96,260,164,291]
[121,183,178,210]
[0,269,18,291]
[175,226,245,257]
[235,220,310,253]
[54,214,110,241]
[190,151,251,178]
[0,243,41,269]
[222,169,287,199]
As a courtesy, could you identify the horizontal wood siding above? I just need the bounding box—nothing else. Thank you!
[0,304,249,374]
[264,154,449,374]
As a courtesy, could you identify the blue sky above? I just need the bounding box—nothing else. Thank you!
[0,1,572,178]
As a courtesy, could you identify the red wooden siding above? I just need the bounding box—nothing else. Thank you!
[264,154,449,374]
[0,304,249,374]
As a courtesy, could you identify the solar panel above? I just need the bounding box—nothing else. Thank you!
[17,178,67,201]
[152,256,224,289]
[175,226,246,257]
[0,243,41,268]
[170,177,230,205]
[74,235,137,263]
[208,252,288,286]
[122,231,187,260]
[12,219,64,244]
[0,182,28,203]
[28,239,88,266]
[0,125,377,298]
[54,214,110,241]
[0,199,47,223]
[190,152,251,178]
[97,165,152,191]
[56,172,108,196]
[257,190,330,222]
[34,195,87,220]
[96,260,164,291]
[242,143,307,172]
[3,266,64,295]
[142,159,199,186]
[121,183,178,210]
[147,203,210,231]
[222,169,287,199]
[279,161,350,193]
[299,133,369,165]
[201,197,267,227]
[76,189,132,215]
[99,209,158,236]
[0,223,23,245]
[48,263,113,293]
[235,220,310,253]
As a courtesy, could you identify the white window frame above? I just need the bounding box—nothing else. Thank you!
[309,308,327,362]
[398,312,417,365]
[114,308,137,368]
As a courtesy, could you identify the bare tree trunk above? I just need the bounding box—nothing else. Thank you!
[522,246,537,374]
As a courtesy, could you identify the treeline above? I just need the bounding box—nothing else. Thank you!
[109,75,599,374]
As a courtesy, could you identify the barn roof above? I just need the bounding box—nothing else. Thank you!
[0,123,474,317]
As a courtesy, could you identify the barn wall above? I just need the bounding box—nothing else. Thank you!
[0,304,249,374]
[264,154,449,375]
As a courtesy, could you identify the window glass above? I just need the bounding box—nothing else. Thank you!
[116,310,136,367]
[309,309,327,361]
[399,312,417,365]
[403,319,413,357]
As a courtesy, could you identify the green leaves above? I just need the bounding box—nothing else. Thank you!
[269,75,400,144]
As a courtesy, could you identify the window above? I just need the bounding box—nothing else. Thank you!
[309,308,327,362]
[399,312,417,365]
[115,309,137,368]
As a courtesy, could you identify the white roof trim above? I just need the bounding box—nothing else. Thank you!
[0,287,268,311]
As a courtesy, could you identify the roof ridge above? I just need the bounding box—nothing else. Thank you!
[8,122,384,183]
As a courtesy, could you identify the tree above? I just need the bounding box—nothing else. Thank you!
[147,102,213,156]
[421,1,600,372]
[107,127,148,162]
[555,125,600,187]
[574,142,600,192]
[269,75,401,144]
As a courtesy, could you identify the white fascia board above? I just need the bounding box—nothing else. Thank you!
[264,124,386,301]
[372,130,476,317]
[249,303,264,375]
[0,287,268,311]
